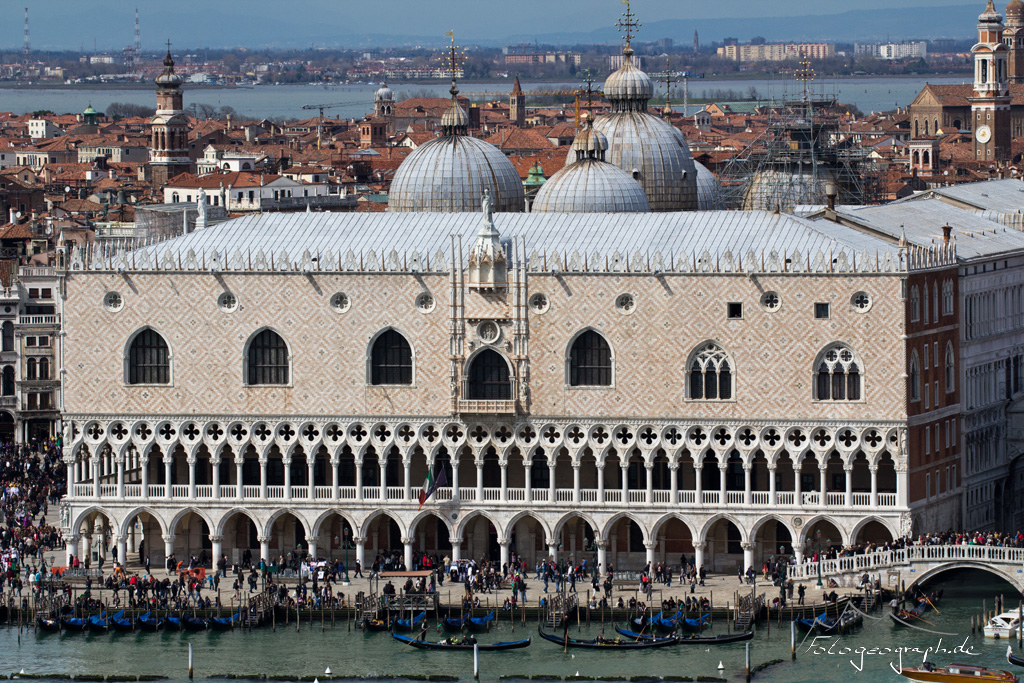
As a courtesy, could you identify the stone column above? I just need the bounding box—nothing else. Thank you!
[355,459,364,501]
[523,458,532,503]
[210,535,223,569]
[742,542,754,573]
[308,458,316,501]
[644,540,656,567]
[140,455,149,499]
[449,537,461,563]
[94,519,106,560]
[66,460,75,497]
[115,455,125,498]
[794,462,802,504]
[743,463,752,505]
[92,456,101,498]
[693,541,705,571]
[844,464,853,507]
[66,535,80,566]
[403,460,412,502]
[768,463,777,506]
[235,456,244,499]
[331,457,340,501]
[718,462,728,504]
[645,463,654,504]
[596,541,607,578]
[694,464,703,504]
[402,537,413,570]
[307,537,317,562]
[596,463,605,504]
[258,535,270,563]
[896,462,908,507]
[819,465,827,505]
[500,463,508,503]
[869,465,878,508]
[476,461,485,502]
[379,459,387,501]
[620,462,629,503]
[187,456,197,500]
[547,540,558,561]
[211,456,221,499]
[669,463,679,504]
[163,534,175,569]
[573,464,581,504]
[354,536,366,568]
[499,538,510,569]
[283,457,293,500]
[259,458,268,500]
[548,462,556,503]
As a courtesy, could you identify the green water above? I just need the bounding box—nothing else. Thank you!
[2,571,1021,683]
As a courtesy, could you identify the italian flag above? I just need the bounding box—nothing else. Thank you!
[418,466,448,509]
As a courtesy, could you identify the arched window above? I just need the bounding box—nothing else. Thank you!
[1,322,12,352]
[466,349,511,400]
[568,330,612,386]
[688,342,733,400]
[370,330,413,385]
[945,343,955,393]
[25,358,36,380]
[246,329,289,386]
[128,328,170,385]
[38,357,48,380]
[909,350,921,402]
[815,344,861,401]
[1,366,13,396]
[909,286,920,322]
[933,282,939,322]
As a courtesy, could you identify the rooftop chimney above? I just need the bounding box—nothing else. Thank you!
[825,182,838,211]
[942,224,952,245]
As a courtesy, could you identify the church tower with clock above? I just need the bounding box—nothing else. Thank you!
[971,0,1012,161]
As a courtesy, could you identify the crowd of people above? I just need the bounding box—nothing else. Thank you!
[0,438,66,561]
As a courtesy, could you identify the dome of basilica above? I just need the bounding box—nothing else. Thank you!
[389,89,524,213]
[694,160,724,210]
[533,117,650,213]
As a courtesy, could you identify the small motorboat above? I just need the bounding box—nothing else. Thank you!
[539,627,677,649]
[441,613,467,632]
[392,632,531,650]
[209,612,240,631]
[616,627,754,645]
[899,662,1017,682]
[391,612,425,632]
[110,610,135,633]
[986,611,1022,639]
[465,611,494,633]
[137,611,164,632]
[1007,645,1024,668]
[36,616,61,633]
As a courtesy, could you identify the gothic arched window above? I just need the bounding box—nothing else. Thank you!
[466,349,512,400]
[568,330,612,386]
[910,286,920,322]
[128,328,170,385]
[909,350,921,402]
[688,342,733,400]
[815,344,861,401]
[246,329,289,386]
[945,343,955,393]
[370,330,413,385]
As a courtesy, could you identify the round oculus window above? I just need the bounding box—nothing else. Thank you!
[329,292,351,313]
[103,291,124,312]
[615,293,636,314]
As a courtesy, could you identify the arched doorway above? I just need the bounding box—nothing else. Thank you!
[704,517,743,572]
[0,412,14,442]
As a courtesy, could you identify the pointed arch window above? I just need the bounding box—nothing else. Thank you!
[370,330,413,385]
[688,342,733,400]
[128,329,170,385]
[568,330,612,386]
[909,350,921,402]
[910,286,921,322]
[466,349,511,400]
[945,342,955,393]
[815,344,861,401]
[246,329,289,386]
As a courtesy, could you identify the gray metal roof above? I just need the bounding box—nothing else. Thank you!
[134,209,901,265]
[827,197,1024,261]
[915,178,1024,214]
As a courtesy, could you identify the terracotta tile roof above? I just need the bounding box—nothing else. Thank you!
[166,171,282,189]
[483,127,554,152]
[0,222,35,241]
[0,260,15,288]
[59,198,104,213]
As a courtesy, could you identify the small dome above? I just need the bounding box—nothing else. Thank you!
[694,161,724,210]
[742,167,836,212]
[1008,0,1023,16]
[980,0,1003,22]
[571,117,609,156]
[389,135,524,213]
[440,92,470,133]
[532,159,650,213]
[155,51,182,88]
[374,82,394,103]
[83,104,97,116]
[603,54,654,103]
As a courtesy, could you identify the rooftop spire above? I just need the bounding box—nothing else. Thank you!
[438,31,469,135]
[617,0,641,56]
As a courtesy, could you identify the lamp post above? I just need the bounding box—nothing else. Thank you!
[813,530,831,588]
[585,536,598,580]
[343,526,351,584]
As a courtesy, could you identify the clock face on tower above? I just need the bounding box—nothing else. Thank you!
[976,124,993,144]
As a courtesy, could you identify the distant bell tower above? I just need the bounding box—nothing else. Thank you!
[373,81,395,135]
[1006,0,1024,83]
[971,0,1012,161]
[149,42,192,187]
[510,75,526,127]
[694,29,699,55]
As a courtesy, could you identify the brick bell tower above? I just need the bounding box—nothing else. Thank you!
[1005,0,1024,83]
[149,42,192,188]
[971,0,1012,162]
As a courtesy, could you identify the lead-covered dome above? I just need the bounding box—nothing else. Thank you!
[694,160,724,210]
[584,46,698,211]
[389,87,524,213]
[1007,0,1023,17]
[374,81,394,103]
[534,117,649,213]
[155,51,183,88]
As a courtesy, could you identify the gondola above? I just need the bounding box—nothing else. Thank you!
[110,610,135,633]
[209,612,240,631]
[539,627,677,649]
[392,632,531,651]
[0,604,8,623]
[795,611,833,633]
[1007,645,1024,668]
[441,613,467,632]
[627,614,650,631]
[60,616,87,632]
[651,611,679,634]
[86,611,109,633]
[465,611,494,633]
[363,617,390,632]
[615,627,755,645]
[679,614,711,633]
[181,615,208,631]
[891,590,944,627]
[392,612,426,632]
[36,616,61,633]
[137,611,164,632]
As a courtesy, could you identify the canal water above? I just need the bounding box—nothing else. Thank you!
[0,76,965,120]
[0,570,1020,683]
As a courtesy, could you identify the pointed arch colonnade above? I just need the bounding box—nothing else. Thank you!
[62,417,907,573]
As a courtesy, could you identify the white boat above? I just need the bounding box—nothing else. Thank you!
[984,610,1022,639]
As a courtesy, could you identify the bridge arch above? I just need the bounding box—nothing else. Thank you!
[908,561,1023,591]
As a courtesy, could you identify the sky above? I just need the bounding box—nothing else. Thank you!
[2,0,972,50]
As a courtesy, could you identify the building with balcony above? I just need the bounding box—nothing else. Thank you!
[57,201,974,576]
